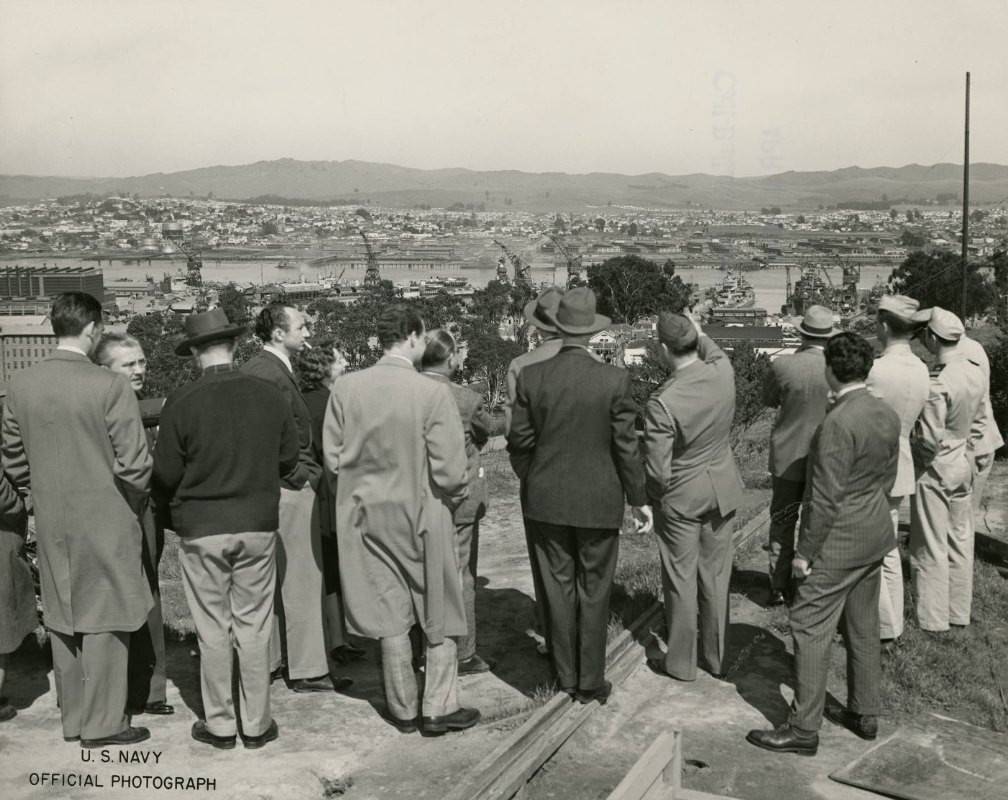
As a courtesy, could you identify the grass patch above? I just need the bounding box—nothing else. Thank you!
[877,559,1008,731]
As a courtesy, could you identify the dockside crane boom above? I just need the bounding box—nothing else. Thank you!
[359,230,381,288]
[493,240,532,285]
[546,233,582,289]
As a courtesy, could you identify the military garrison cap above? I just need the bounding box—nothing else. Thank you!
[911,306,965,341]
[657,312,698,349]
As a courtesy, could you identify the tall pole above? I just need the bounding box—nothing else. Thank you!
[961,72,970,321]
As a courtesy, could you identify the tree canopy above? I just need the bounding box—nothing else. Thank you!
[888,250,998,321]
[587,255,693,324]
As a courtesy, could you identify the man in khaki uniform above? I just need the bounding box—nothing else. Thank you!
[958,334,1004,521]
[865,296,930,644]
[908,307,986,632]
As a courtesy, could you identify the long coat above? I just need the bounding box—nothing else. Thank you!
[762,345,830,481]
[1,350,153,635]
[323,355,469,643]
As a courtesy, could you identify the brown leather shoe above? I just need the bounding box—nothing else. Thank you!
[746,723,818,756]
[824,701,878,740]
[241,720,279,750]
[422,707,480,735]
[379,710,419,734]
[81,726,151,749]
[191,720,236,750]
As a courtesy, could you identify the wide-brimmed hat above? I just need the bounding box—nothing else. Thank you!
[174,307,247,355]
[546,287,611,335]
[793,305,839,338]
[523,286,564,332]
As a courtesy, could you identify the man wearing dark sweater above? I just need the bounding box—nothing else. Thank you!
[153,309,299,750]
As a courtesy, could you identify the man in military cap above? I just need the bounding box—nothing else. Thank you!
[865,295,930,646]
[908,307,987,632]
[644,312,744,682]
[761,305,838,605]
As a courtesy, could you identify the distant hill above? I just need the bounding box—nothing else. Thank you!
[2,159,1007,210]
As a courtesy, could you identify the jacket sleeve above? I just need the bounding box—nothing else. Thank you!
[506,370,536,482]
[151,396,183,526]
[322,390,344,478]
[1,384,29,493]
[643,392,676,501]
[0,470,26,529]
[796,419,853,564]
[910,377,946,470]
[278,401,300,479]
[425,384,469,511]
[611,372,646,507]
[105,373,153,504]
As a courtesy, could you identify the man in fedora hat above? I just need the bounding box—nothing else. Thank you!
[644,312,745,682]
[761,305,838,605]
[907,307,986,632]
[504,285,564,652]
[865,295,930,647]
[2,292,152,748]
[508,287,651,704]
[152,308,299,749]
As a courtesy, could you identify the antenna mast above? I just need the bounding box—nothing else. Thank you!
[961,71,970,320]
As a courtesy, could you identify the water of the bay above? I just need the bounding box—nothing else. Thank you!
[0,257,896,316]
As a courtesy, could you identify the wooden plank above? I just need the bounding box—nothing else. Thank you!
[732,507,770,550]
[676,789,741,800]
[829,712,1008,800]
[606,730,680,800]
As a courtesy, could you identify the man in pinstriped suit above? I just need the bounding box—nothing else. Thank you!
[748,333,900,756]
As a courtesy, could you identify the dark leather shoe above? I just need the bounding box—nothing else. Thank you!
[291,676,353,693]
[81,726,151,748]
[241,720,278,750]
[746,723,818,756]
[458,655,496,675]
[422,707,480,735]
[129,701,175,716]
[269,666,285,684]
[768,590,787,607]
[379,711,419,734]
[824,701,878,740]
[191,721,235,750]
[0,703,16,722]
[575,681,612,705]
[331,644,367,665]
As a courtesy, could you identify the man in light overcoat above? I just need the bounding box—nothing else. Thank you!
[2,292,153,747]
[865,295,930,644]
[323,305,479,736]
[958,333,1004,523]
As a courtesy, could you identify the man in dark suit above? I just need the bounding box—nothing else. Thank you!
[747,332,900,756]
[508,288,651,704]
[242,304,340,693]
[2,292,152,747]
[644,313,745,682]
[761,305,837,605]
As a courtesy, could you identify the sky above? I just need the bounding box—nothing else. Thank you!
[1,0,1006,179]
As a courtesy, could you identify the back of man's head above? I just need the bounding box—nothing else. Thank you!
[51,291,103,338]
[877,309,918,340]
[656,312,699,356]
[93,332,141,366]
[824,332,874,384]
[253,303,291,343]
[377,305,424,350]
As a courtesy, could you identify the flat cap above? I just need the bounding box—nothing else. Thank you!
[877,294,920,322]
[912,306,964,341]
[656,312,698,349]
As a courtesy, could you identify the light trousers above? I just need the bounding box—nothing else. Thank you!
[50,630,129,741]
[381,633,458,720]
[179,530,276,738]
[909,467,974,631]
[271,484,328,680]
[878,498,904,640]
[455,519,481,661]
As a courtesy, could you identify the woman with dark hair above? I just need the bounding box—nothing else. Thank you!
[296,342,364,666]
[421,330,494,674]
[0,471,32,722]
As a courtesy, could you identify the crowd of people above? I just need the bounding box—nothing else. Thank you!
[0,283,999,761]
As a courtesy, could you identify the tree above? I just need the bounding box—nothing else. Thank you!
[354,207,372,222]
[460,326,523,410]
[553,214,566,233]
[987,332,1008,454]
[627,222,639,236]
[261,220,279,236]
[594,217,605,232]
[899,229,927,248]
[216,283,252,327]
[587,255,693,324]
[889,250,998,321]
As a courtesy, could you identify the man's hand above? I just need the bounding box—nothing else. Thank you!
[975,452,993,474]
[792,555,811,579]
[631,505,653,535]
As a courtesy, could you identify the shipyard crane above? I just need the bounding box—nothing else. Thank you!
[546,233,582,288]
[493,240,532,284]
[161,221,203,288]
[358,229,381,288]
